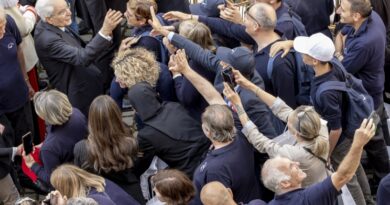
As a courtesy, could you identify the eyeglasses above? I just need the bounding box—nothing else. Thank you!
[52,1,71,17]
[244,4,262,27]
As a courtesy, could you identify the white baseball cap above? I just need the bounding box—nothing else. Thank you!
[293,33,335,62]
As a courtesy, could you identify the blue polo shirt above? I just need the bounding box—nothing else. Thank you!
[340,11,386,109]
[268,176,339,205]
[275,3,294,40]
[192,133,262,205]
[377,173,390,205]
[310,62,347,138]
[0,15,29,115]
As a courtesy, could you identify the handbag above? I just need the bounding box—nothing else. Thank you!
[303,147,356,205]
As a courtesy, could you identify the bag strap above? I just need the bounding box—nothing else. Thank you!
[267,51,283,79]
[303,147,333,172]
[315,81,347,108]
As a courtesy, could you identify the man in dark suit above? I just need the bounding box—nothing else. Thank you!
[34,0,123,116]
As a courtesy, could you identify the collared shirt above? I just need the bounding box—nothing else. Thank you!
[192,133,262,205]
[340,11,386,109]
[268,177,339,205]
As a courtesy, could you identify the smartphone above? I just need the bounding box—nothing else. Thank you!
[22,131,33,155]
[368,111,380,126]
[221,66,237,90]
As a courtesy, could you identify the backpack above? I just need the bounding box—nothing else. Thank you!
[314,58,374,136]
[278,7,308,38]
[139,14,170,65]
[267,49,315,105]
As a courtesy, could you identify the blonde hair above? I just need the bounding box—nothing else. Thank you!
[112,47,159,88]
[290,106,329,157]
[179,20,216,52]
[33,90,73,125]
[50,164,105,198]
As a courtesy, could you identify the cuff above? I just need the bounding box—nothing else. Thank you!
[270,97,284,110]
[168,32,175,42]
[241,121,256,136]
[98,31,113,41]
[173,74,182,79]
[11,147,17,161]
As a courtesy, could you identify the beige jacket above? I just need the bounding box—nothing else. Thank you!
[242,97,330,187]
[5,6,38,71]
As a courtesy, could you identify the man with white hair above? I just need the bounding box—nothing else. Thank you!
[261,118,376,204]
[34,0,122,116]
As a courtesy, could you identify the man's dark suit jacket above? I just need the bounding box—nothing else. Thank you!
[0,115,15,179]
[34,21,111,116]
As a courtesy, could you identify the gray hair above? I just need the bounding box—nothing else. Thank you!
[66,197,98,205]
[201,104,235,143]
[33,90,73,125]
[347,0,372,18]
[261,157,291,193]
[251,3,276,30]
[35,0,57,22]
[0,0,19,8]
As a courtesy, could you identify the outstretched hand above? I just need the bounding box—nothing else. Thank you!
[101,9,123,36]
[148,6,168,36]
[223,82,242,106]
[232,69,253,90]
[168,49,190,74]
[353,119,376,147]
[118,37,140,52]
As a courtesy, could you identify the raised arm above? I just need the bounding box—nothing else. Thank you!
[331,119,376,191]
[170,49,225,105]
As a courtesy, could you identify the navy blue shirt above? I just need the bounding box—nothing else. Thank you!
[254,40,297,108]
[0,15,29,115]
[310,63,347,138]
[174,59,215,121]
[169,33,278,137]
[31,108,88,185]
[88,179,140,205]
[275,3,294,40]
[340,11,386,109]
[192,133,262,205]
[285,0,334,37]
[377,173,390,205]
[197,17,298,108]
[268,177,339,205]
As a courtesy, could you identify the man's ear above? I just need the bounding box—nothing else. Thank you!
[352,12,362,22]
[227,188,234,198]
[280,180,292,189]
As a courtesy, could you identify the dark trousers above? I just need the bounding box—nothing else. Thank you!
[3,102,34,146]
[364,103,390,180]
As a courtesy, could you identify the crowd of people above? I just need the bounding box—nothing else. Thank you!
[1,0,390,204]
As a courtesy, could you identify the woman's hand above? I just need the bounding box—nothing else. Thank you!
[22,151,36,168]
[119,37,140,52]
[168,49,190,74]
[232,69,253,90]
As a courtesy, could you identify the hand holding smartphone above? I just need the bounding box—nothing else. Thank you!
[222,66,237,90]
[22,131,33,155]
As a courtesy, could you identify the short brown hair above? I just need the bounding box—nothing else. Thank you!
[347,0,372,18]
[179,20,216,52]
[152,169,195,205]
[127,0,157,21]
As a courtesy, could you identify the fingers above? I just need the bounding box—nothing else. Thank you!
[281,50,289,58]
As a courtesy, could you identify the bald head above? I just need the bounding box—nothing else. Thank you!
[248,3,277,31]
[200,182,235,205]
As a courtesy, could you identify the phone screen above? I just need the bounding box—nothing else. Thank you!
[368,111,380,126]
[22,132,33,155]
[221,66,236,90]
